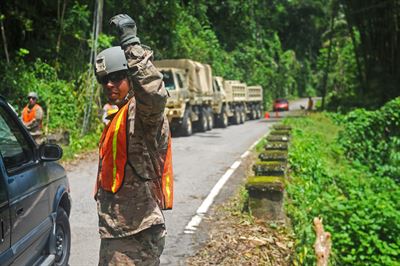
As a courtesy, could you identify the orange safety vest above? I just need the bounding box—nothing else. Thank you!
[22,104,42,126]
[161,135,174,209]
[96,101,174,209]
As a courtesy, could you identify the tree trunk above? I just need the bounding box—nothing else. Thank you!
[56,0,68,58]
[321,2,337,110]
[0,19,10,64]
[314,217,331,266]
[343,5,365,97]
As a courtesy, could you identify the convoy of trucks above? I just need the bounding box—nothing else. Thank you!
[154,59,263,136]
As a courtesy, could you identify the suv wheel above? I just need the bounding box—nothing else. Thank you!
[54,208,71,266]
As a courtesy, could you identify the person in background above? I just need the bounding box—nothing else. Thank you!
[101,102,118,125]
[21,92,44,143]
[94,14,172,265]
[307,96,314,111]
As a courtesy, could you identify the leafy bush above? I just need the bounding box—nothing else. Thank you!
[286,113,400,265]
[1,59,80,130]
[0,58,103,159]
[338,97,400,182]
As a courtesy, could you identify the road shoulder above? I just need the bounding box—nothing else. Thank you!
[185,151,295,265]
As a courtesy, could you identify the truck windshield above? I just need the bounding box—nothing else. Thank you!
[161,71,175,90]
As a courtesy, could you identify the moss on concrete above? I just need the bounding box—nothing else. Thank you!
[270,130,291,136]
[273,124,292,131]
[246,176,286,191]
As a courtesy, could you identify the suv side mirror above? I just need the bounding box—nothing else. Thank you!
[39,143,63,161]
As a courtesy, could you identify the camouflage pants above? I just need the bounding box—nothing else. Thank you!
[98,225,166,266]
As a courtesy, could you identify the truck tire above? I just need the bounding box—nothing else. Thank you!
[54,208,71,266]
[232,106,241,125]
[197,108,208,132]
[206,107,214,131]
[256,105,262,119]
[180,109,193,136]
[250,107,257,120]
[239,107,245,124]
[218,108,229,128]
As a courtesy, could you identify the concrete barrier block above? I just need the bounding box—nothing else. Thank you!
[246,176,285,220]
[264,141,288,151]
[258,150,288,162]
[273,124,292,131]
[252,161,287,176]
[266,135,289,142]
[269,130,291,136]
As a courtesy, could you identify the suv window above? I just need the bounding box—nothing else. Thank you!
[0,106,34,171]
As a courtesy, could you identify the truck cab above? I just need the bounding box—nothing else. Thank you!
[155,59,214,136]
[158,68,190,123]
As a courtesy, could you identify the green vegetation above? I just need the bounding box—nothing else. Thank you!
[285,111,400,265]
[338,97,400,182]
[254,136,268,153]
[0,1,398,153]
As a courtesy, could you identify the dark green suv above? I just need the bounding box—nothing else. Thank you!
[0,96,71,266]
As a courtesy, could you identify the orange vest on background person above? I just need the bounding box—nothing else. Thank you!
[95,100,174,210]
[22,104,42,127]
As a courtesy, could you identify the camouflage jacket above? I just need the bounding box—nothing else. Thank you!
[96,44,169,239]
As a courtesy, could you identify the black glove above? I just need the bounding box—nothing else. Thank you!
[109,14,140,48]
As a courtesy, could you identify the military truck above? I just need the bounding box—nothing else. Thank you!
[246,85,263,119]
[212,77,263,127]
[154,59,215,136]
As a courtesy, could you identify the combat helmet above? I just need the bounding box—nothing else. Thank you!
[95,46,128,80]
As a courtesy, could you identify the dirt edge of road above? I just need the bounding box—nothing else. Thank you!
[185,151,295,265]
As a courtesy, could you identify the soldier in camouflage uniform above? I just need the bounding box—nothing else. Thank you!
[21,92,44,143]
[94,14,169,266]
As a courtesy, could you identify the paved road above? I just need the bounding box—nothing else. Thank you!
[67,98,309,265]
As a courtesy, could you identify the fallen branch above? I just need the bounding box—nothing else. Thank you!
[314,217,331,266]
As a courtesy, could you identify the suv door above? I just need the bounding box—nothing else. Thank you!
[0,104,52,265]
[0,169,11,265]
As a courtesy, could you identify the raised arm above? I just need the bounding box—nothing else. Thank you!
[110,14,167,127]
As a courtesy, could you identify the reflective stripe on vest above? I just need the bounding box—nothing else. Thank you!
[22,104,39,123]
[161,136,174,209]
[97,102,128,193]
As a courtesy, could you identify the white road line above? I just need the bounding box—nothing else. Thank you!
[240,150,250,158]
[184,130,272,234]
[184,160,241,233]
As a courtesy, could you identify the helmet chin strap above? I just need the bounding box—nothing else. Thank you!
[112,84,134,108]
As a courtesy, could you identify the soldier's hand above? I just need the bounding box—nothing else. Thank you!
[109,14,140,48]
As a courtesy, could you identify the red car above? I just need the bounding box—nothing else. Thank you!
[273,98,289,111]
